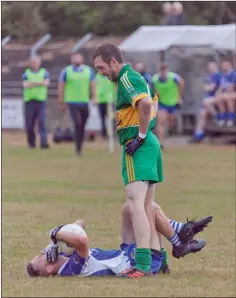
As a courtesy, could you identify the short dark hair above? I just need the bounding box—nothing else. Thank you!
[92,43,124,64]
[71,51,83,56]
[26,262,40,277]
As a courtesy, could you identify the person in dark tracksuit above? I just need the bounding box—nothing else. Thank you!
[96,73,116,139]
[22,55,50,149]
[58,52,96,155]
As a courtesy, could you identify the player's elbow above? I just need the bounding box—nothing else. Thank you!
[78,235,88,249]
[180,78,185,88]
[74,219,86,230]
[138,98,152,115]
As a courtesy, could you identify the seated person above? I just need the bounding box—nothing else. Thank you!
[190,61,221,143]
[214,59,235,127]
[26,203,212,278]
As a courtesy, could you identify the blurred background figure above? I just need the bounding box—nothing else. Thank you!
[172,2,187,25]
[135,62,153,89]
[96,73,116,139]
[152,63,184,149]
[22,55,50,149]
[190,61,221,143]
[214,59,236,127]
[162,2,187,26]
[161,2,174,26]
[58,52,96,155]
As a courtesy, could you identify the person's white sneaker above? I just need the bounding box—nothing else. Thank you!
[226,120,234,127]
[217,120,225,127]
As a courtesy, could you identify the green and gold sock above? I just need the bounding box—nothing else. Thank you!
[134,248,151,273]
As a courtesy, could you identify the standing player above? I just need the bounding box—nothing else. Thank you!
[96,72,116,139]
[22,55,50,149]
[58,52,96,155]
[152,64,184,149]
[92,43,204,278]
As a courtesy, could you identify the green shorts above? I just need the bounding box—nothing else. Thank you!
[122,132,163,186]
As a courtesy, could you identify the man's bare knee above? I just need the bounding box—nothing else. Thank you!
[122,203,131,217]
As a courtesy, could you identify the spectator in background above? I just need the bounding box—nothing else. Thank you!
[161,2,187,26]
[214,59,236,127]
[126,60,134,69]
[190,61,221,143]
[135,62,153,89]
[152,63,184,149]
[161,2,174,26]
[58,52,96,155]
[172,2,187,25]
[22,55,50,149]
[96,73,116,139]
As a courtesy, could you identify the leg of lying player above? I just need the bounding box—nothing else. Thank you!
[152,202,212,258]
[120,202,164,277]
[120,181,153,278]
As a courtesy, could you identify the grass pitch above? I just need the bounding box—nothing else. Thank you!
[2,133,235,297]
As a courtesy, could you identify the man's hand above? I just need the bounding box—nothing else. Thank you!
[58,98,66,112]
[125,135,145,156]
[178,96,183,105]
[45,243,59,263]
[50,225,65,244]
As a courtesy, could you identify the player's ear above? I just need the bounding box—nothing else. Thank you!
[110,58,117,67]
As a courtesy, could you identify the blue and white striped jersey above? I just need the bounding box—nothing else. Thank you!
[58,243,163,277]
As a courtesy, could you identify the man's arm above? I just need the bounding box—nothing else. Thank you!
[58,68,67,110]
[58,82,65,103]
[73,219,86,230]
[90,68,96,103]
[22,71,50,88]
[136,98,152,136]
[203,82,216,92]
[55,229,89,258]
[90,81,96,102]
[226,72,236,92]
[177,76,185,100]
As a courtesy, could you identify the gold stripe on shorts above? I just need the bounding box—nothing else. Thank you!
[126,154,135,182]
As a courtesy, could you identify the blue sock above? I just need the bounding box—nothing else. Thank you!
[217,113,227,120]
[222,112,227,120]
[170,220,184,233]
[228,112,235,121]
[194,132,204,139]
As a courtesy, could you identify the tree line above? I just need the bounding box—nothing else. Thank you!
[2,2,235,40]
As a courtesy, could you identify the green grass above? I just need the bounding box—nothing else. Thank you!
[2,133,235,297]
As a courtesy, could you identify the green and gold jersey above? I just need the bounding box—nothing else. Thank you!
[116,64,158,146]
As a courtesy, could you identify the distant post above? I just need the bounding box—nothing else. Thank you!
[1,36,12,47]
[30,33,52,57]
[72,33,93,53]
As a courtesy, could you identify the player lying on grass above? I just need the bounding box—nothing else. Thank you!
[26,203,212,277]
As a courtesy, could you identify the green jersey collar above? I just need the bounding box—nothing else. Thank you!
[118,64,131,81]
